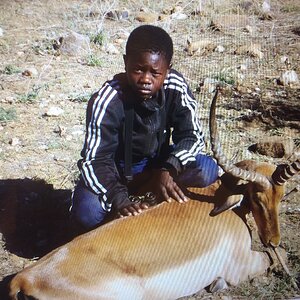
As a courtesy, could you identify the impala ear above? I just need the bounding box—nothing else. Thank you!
[210,178,247,216]
[210,194,244,216]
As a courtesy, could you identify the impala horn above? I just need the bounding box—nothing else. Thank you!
[209,87,272,191]
[272,160,300,185]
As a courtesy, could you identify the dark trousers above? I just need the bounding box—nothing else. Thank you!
[70,154,219,231]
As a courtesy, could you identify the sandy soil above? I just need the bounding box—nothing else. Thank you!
[0,0,299,299]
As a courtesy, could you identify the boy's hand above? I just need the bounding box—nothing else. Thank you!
[117,202,149,218]
[155,170,188,203]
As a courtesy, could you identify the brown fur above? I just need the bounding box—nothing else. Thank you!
[9,184,271,300]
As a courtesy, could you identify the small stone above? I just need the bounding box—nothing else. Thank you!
[171,6,183,13]
[239,64,247,71]
[9,137,21,146]
[248,137,294,158]
[234,44,263,59]
[202,78,219,93]
[106,9,129,20]
[215,45,225,53]
[280,56,289,64]
[5,96,15,103]
[0,27,4,37]
[244,25,254,34]
[171,12,188,20]
[60,31,91,56]
[44,106,64,117]
[262,1,271,13]
[71,125,85,136]
[105,43,119,55]
[186,39,217,56]
[114,38,124,45]
[279,70,299,86]
[22,67,38,77]
[135,12,159,23]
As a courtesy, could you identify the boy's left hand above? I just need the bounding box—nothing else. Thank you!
[154,170,188,203]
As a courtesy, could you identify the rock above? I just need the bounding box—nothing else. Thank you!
[114,38,125,45]
[71,125,85,136]
[248,137,294,158]
[185,39,217,56]
[5,96,15,103]
[278,70,299,86]
[60,31,91,56]
[9,137,21,146]
[171,12,188,20]
[135,12,158,23]
[0,27,3,37]
[239,64,248,71]
[234,44,264,59]
[22,67,38,77]
[104,43,119,55]
[106,9,129,20]
[171,6,183,14]
[201,78,219,93]
[215,45,225,53]
[280,56,289,64]
[210,14,250,31]
[260,0,273,20]
[243,25,255,34]
[44,106,64,117]
[262,1,271,13]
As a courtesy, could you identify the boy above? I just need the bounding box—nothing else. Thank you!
[71,25,218,231]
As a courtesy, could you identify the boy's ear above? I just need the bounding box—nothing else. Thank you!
[123,54,127,68]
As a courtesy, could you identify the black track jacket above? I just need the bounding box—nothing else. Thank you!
[78,69,205,211]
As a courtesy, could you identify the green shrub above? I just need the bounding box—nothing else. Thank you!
[0,107,17,122]
[90,32,105,46]
[3,65,21,75]
[87,54,102,67]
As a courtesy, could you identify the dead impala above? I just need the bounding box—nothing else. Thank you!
[8,89,299,300]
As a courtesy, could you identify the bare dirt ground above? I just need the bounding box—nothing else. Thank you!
[0,0,299,299]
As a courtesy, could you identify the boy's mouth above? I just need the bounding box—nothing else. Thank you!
[137,85,152,97]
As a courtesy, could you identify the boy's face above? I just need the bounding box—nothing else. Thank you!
[124,51,171,100]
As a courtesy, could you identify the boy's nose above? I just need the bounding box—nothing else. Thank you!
[140,72,151,84]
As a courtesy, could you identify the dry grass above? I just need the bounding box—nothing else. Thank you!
[0,0,299,299]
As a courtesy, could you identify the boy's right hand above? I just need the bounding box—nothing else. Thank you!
[117,202,149,218]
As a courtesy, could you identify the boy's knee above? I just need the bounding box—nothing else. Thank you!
[70,182,107,232]
[70,206,101,232]
[178,154,219,187]
[198,155,219,186]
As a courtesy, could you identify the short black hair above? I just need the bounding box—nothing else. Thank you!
[126,25,173,65]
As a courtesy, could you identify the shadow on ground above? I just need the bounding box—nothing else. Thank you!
[0,178,73,299]
[0,178,72,258]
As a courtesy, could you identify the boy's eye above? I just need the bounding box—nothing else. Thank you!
[152,71,161,77]
[134,68,142,73]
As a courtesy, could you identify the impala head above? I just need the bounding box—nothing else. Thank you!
[209,87,300,247]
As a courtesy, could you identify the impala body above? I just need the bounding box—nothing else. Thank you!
[9,185,270,300]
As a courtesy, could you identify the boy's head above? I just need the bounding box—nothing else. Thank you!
[124,25,173,100]
[125,25,173,65]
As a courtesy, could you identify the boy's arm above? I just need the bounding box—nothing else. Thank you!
[165,76,205,174]
[79,87,132,212]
